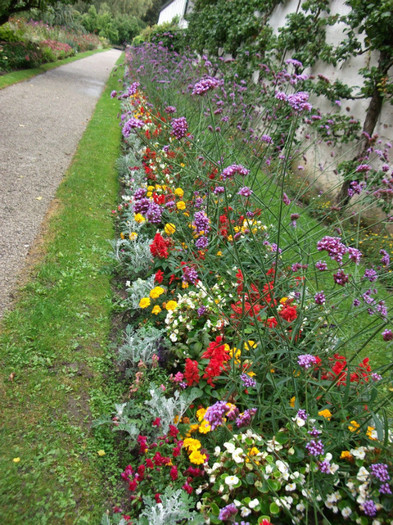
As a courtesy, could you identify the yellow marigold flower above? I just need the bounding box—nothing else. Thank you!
[164,223,176,236]
[97,450,106,456]
[318,409,332,420]
[13,457,21,463]
[196,408,207,422]
[182,282,189,289]
[229,347,241,365]
[348,420,360,432]
[176,201,186,210]
[249,447,260,456]
[180,163,185,168]
[150,286,165,299]
[198,420,211,434]
[183,438,201,451]
[146,191,152,197]
[216,251,223,256]
[129,232,138,241]
[139,297,151,309]
[185,424,199,437]
[120,232,125,239]
[189,449,207,465]
[340,450,353,460]
[244,340,257,351]
[165,300,178,311]
[290,396,296,408]
[152,305,162,315]
[175,188,184,197]
[227,235,233,242]
[280,297,288,304]
[134,213,145,223]
[366,426,377,440]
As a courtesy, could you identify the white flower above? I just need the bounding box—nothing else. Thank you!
[240,507,252,517]
[224,442,235,454]
[357,467,369,482]
[233,500,241,507]
[249,498,259,509]
[169,333,177,342]
[292,415,306,427]
[341,507,352,518]
[232,447,244,464]
[225,475,239,489]
[296,502,305,513]
[351,446,367,460]
[209,475,216,483]
[214,446,221,457]
[285,483,296,492]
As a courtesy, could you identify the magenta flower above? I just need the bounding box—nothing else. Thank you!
[221,164,250,180]
[171,117,188,139]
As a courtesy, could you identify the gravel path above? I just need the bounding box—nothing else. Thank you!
[0,49,122,318]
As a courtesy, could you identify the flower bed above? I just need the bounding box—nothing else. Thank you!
[102,43,393,525]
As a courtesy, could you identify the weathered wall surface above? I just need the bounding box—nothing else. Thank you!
[269,0,393,197]
[158,0,188,28]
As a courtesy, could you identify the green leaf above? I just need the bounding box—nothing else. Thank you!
[269,502,280,515]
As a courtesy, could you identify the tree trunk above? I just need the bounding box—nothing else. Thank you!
[336,50,390,207]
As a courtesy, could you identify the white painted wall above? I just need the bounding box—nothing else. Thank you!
[268,0,393,204]
[158,0,188,28]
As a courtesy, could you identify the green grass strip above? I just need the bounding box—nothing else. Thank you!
[0,54,124,523]
[0,48,108,90]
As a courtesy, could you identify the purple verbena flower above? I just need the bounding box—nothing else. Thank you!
[197,306,207,317]
[317,236,347,264]
[370,463,390,483]
[382,329,393,341]
[218,503,238,521]
[333,269,349,286]
[287,91,312,112]
[145,202,163,224]
[314,291,326,305]
[195,236,209,249]
[205,401,228,430]
[238,186,253,197]
[306,440,324,456]
[364,268,378,282]
[347,246,362,264]
[214,186,225,194]
[355,164,371,173]
[380,249,390,266]
[221,164,250,180]
[236,408,257,428]
[362,499,377,517]
[298,354,317,369]
[122,117,145,137]
[297,409,308,421]
[194,211,210,233]
[192,76,221,96]
[380,483,392,495]
[240,373,256,388]
[182,265,199,284]
[171,117,188,139]
[165,105,176,113]
[308,427,322,437]
[319,460,332,474]
[315,260,328,271]
[283,192,291,205]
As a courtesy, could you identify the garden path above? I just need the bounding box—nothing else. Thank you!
[0,48,122,318]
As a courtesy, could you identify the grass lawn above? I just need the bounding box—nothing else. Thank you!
[0,54,125,523]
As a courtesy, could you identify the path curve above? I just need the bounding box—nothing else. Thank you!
[0,49,122,317]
